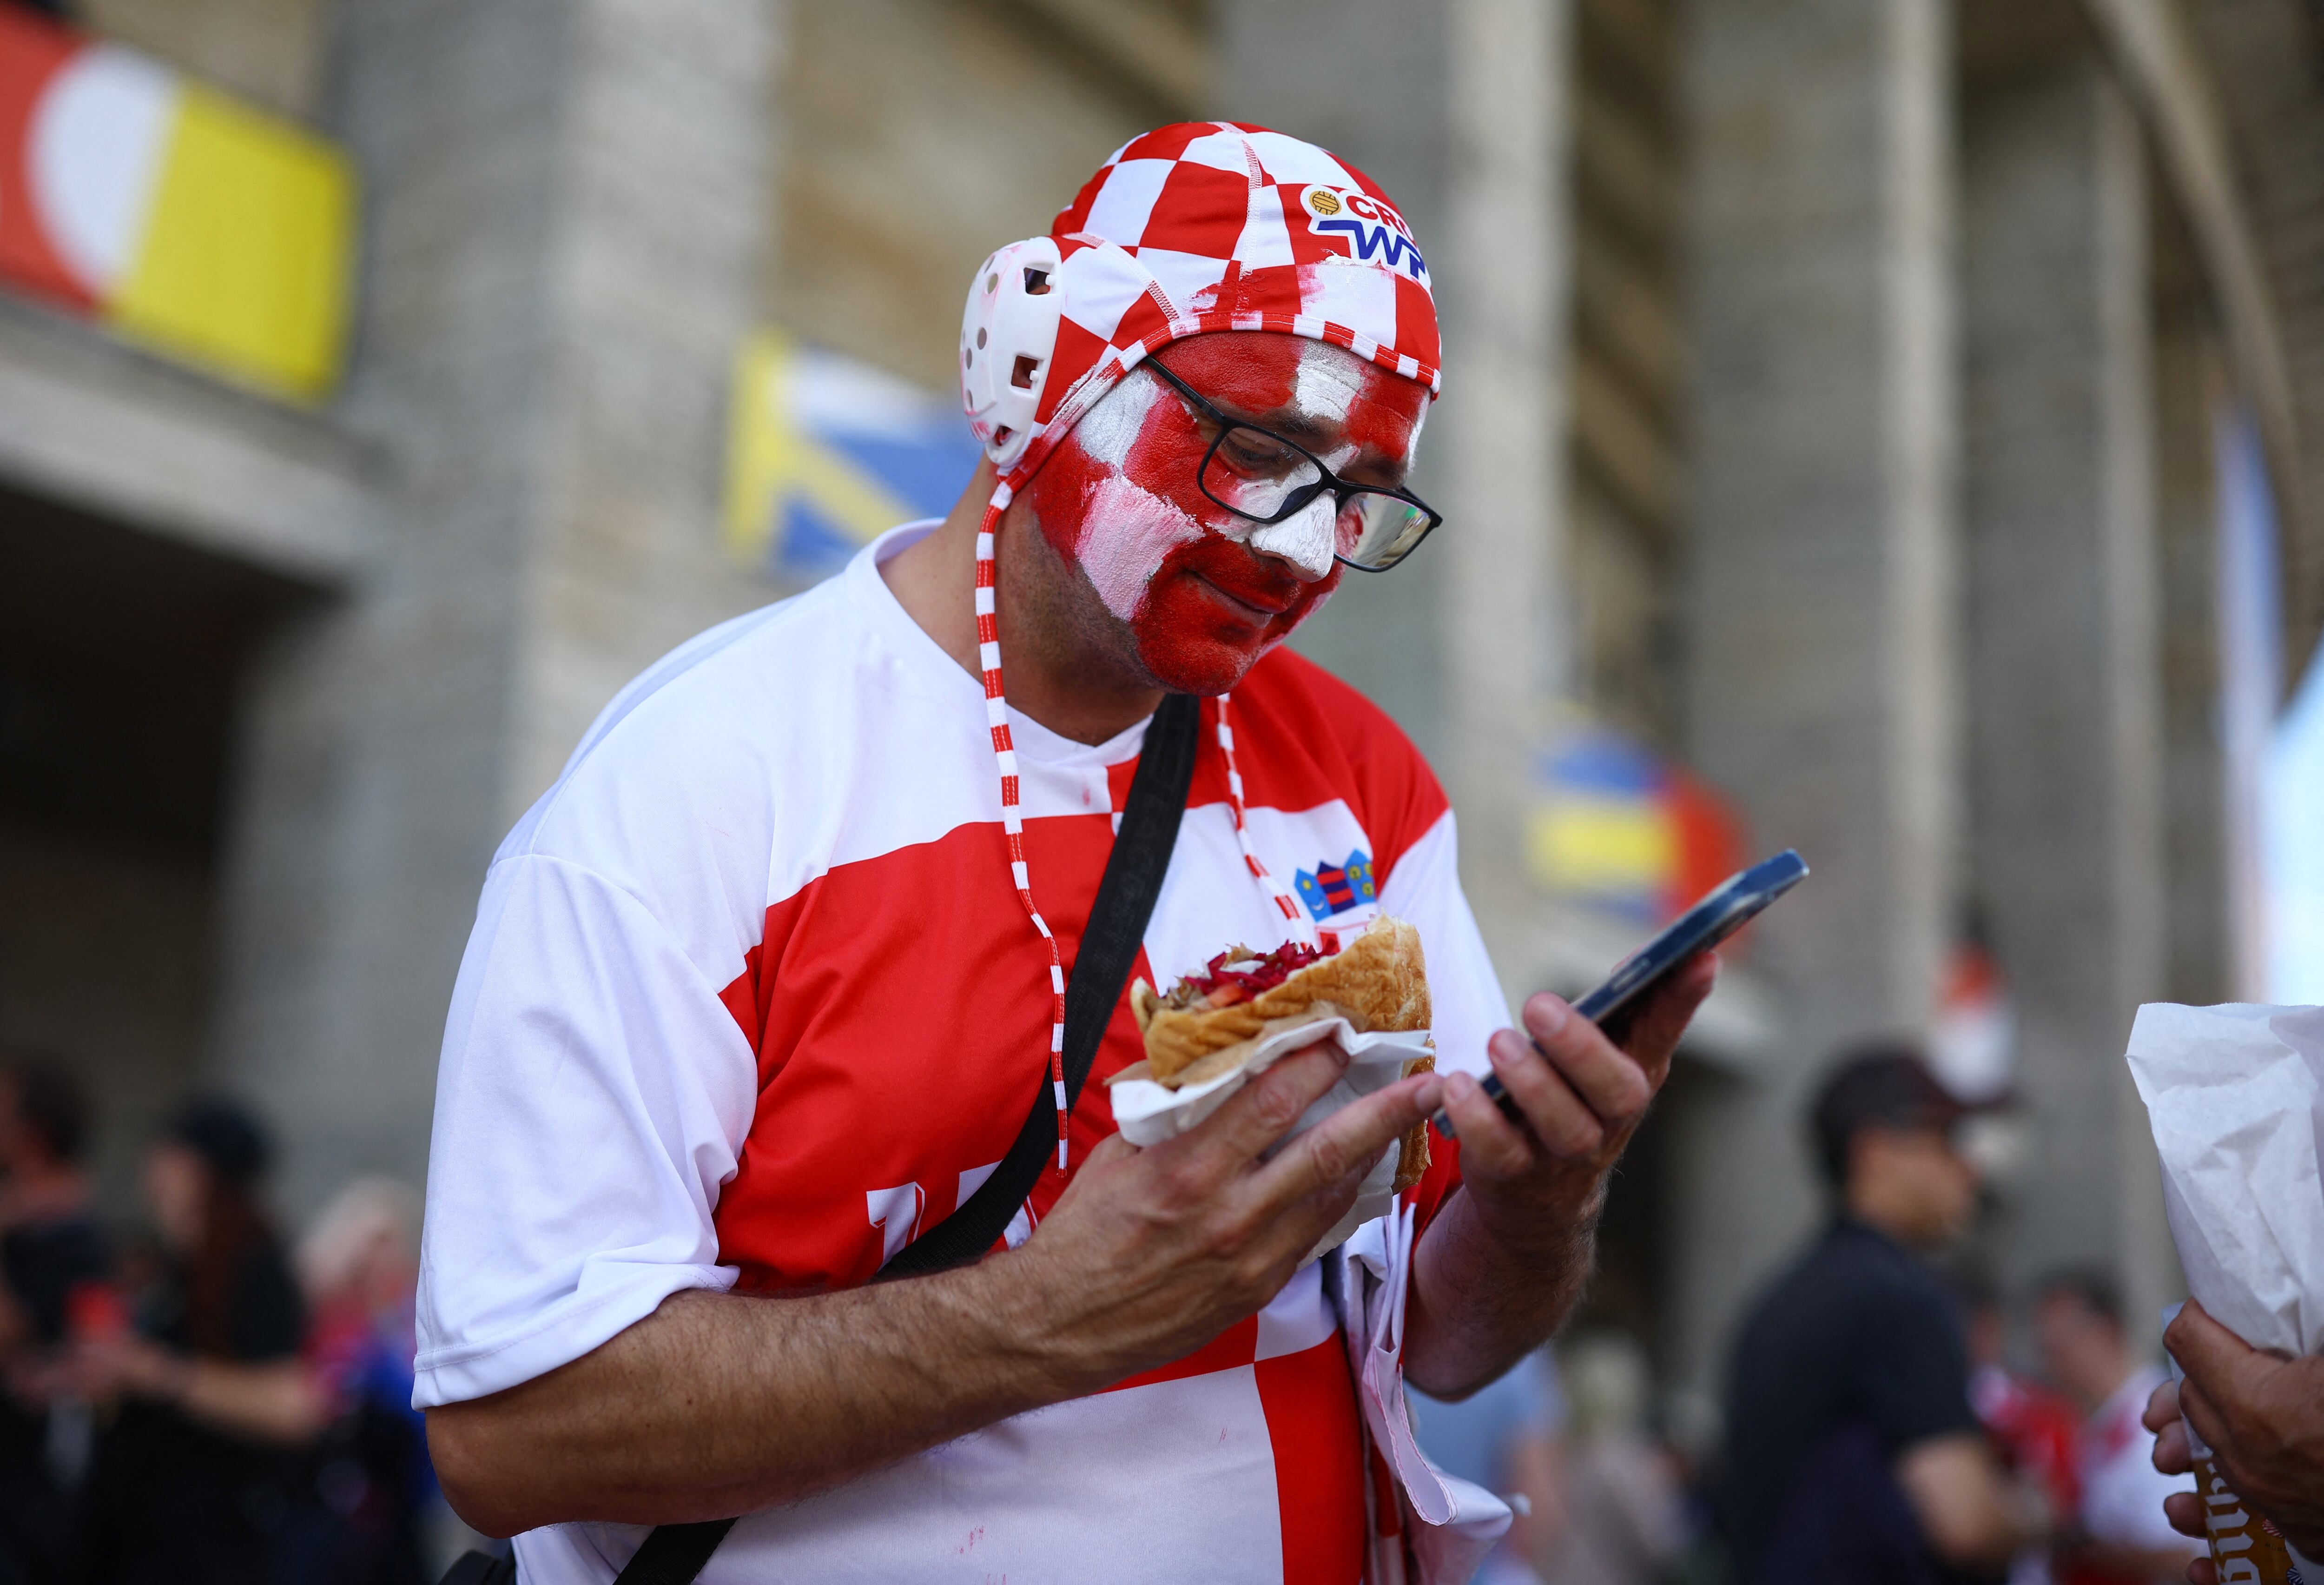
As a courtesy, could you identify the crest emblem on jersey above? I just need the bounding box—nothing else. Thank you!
[1295,849,1378,922]
[1300,186,1428,283]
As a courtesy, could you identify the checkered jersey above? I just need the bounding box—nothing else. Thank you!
[416,524,1507,1584]
[1005,121,1441,491]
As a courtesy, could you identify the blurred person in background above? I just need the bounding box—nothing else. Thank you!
[72,1096,324,1585]
[2031,1271,2196,1584]
[1962,1270,2081,1585]
[1719,1044,2047,1583]
[0,1056,108,1582]
[276,1176,437,1585]
[1408,1349,1571,1584]
[1538,1330,1686,1585]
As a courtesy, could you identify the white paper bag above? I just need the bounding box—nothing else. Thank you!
[2126,1002,2324,1359]
[1335,1201,1514,1585]
[1110,1016,1434,1258]
[2127,1002,2324,1578]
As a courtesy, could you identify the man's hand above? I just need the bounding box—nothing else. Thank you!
[1014,1041,1445,1383]
[428,1041,1443,1535]
[1444,955,1714,1250]
[2146,1377,2223,1584]
[1405,954,1716,1398]
[2142,1299,2324,1572]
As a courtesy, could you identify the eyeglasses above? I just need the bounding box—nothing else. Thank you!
[1141,356,1443,573]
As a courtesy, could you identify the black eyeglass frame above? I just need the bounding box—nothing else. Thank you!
[1140,355,1444,573]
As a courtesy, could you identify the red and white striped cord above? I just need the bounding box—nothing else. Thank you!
[975,484,1320,1175]
[1213,695,1320,948]
[975,487,1071,1172]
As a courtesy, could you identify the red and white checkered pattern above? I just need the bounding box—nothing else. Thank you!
[1020,121,1441,494]
[974,124,1435,1173]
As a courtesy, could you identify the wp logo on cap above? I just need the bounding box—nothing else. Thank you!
[1297,186,1428,282]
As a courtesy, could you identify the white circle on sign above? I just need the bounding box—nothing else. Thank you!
[29,45,178,299]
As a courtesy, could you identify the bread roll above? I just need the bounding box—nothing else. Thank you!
[1128,917,1435,1190]
[1130,917,1430,1081]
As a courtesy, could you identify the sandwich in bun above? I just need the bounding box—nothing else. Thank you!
[1128,917,1435,1189]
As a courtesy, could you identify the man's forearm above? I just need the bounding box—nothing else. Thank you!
[1401,1180,1599,1399]
[428,1255,1105,1536]
[1406,965,1712,1400]
[424,1054,1447,1539]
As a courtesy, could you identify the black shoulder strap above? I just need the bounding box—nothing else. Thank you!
[874,688,1200,1280]
[597,692,1204,1585]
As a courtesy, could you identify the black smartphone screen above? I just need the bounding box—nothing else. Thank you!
[1434,848,1808,1137]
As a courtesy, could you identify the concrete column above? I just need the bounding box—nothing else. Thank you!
[2154,310,2229,1009]
[1668,0,1958,1399]
[1219,0,1573,980]
[1439,0,1574,965]
[213,0,778,1213]
[1961,63,2173,1324]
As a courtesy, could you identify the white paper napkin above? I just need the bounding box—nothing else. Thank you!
[1337,1202,1513,1583]
[1109,1015,1433,1259]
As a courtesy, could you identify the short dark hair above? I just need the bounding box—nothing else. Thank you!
[2035,1267,2122,1328]
[1808,1040,1963,1190]
[166,1094,273,1186]
[4,1056,89,1165]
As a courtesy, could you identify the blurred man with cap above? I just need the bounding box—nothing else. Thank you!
[1719,1043,2047,1583]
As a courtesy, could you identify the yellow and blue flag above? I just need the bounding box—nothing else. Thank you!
[724,332,984,583]
[1527,720,1746,925]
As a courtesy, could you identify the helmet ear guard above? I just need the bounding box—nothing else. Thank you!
[960,237,1064,472]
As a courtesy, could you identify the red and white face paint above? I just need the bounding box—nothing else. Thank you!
[1026,332,1428,695]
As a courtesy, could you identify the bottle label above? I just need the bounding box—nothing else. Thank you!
[2194,1452,2305,1584]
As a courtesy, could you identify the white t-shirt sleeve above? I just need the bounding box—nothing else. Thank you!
[2081,1410,2198,1549]
[414,852,759,1409]
[1376,807,1509,1082]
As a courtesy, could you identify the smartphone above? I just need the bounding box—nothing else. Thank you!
[1434,848,1809,1137]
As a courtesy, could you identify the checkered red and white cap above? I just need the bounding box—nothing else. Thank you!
[1006,121,1440,488]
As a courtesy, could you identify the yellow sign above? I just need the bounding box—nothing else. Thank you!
[0,11,357,402]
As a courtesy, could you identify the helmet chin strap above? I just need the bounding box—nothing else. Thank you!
[973,483,1320,1178]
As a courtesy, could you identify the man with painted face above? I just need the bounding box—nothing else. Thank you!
[416,124,1713,1584]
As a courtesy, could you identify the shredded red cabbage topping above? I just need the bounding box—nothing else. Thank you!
[1163,940,1326,1010]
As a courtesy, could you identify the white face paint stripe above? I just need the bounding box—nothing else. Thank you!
[1291,337,1362,428]
[1247,492,1335,580]
[1078,471,1208,622]
[1072,368,1159,469]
